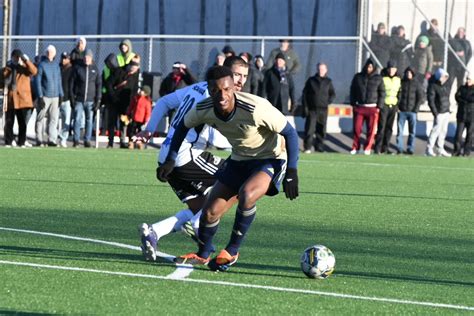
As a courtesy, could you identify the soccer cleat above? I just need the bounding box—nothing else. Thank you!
[139,223,158,261]
[174,253,210,265]
[208,249,239,272]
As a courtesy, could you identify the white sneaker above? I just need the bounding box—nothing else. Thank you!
[425,148,437,157]
[24,141,33,148]
[11,140,17,147]
[439,150,452,157]
[364,149,371,155]
[60,141,68,148]
[303,149,311,154]
[350,149,357,155]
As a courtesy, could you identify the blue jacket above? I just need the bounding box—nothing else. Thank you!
[35,57,63,98]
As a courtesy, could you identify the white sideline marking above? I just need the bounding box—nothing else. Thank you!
[0,227,193,279]
[299,159,474,172]
[0,260,473,311]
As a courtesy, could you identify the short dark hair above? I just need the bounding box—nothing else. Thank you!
[205,65,234,82]
[223,56,248,69]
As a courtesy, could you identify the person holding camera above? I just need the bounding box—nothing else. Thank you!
[1,49,37,147]
[159,61,197,97]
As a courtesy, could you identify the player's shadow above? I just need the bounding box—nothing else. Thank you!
[335,270,474,287]
[301,190,473,202]
[0,177,163,189]
[0,310,54,316]
[0,245,174,268]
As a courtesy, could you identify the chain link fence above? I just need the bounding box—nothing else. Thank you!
[2,35,360,104]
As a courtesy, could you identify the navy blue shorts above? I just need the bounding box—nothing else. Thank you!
[215,158,287,196]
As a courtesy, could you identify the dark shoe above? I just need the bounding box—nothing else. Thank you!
[47,142,57,147]
[405,149,414,155]
[107,142,113,149]
[84,141,91,148]
[73,141,79,148]
[119,142,128,149]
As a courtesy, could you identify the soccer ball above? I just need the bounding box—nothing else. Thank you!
[300,245,335,279]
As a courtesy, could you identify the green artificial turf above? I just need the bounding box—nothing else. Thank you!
[0,147,473,314]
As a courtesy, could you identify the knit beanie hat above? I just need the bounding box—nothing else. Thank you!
[419,36,430,46]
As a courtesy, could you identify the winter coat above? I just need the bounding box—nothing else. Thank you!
[427,76,454,115]
[261,66,296,113]
[350,61,385,108]
[70,63,102,103]
[427,30,444,62]
[412,46,433,75]
[448,36,472,72]
[1,60,37,110]
[126,95,152,124]
[455,84,474,122]
[60,64,74,100]
[302,74,336,111]
[265,48,301,75]
[159,70,197,97]
[369,33,392,67]
[70,47,85,66]
[106,66,139,113]
[242,65,260,95]
[390,36,413,73]
[398,68,424,112]
[35,57,63,98]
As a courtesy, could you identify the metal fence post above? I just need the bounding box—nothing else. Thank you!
[35,38,39,57]
[148,37,153,72]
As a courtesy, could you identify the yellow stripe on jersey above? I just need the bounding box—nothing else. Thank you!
[185,92,288,161]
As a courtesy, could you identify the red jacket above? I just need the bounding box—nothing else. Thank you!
[127,95,152,124]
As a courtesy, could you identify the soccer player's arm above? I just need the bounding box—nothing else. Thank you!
[156,106,201,182]
[260,103,299,200]
[133,86,187,143]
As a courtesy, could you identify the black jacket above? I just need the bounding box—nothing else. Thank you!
[106,66,139,113]
[455,84,474,122]
[302,74,336,110]
[70,63,101,103]
[159,70,196,97]
[262,66,295,113]
[60,64,74,100]
[398,68,424,112]
[369,33,392,67]
[427,76,454,115]
[350,60,385,108]
[390,36,413,74]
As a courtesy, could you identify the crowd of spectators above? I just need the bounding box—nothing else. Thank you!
[1,21,472,156]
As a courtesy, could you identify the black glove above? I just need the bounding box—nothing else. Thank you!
[156,159,175,183]
[93,100,101,112]
[37,97,46,109]
[283,168,299,200]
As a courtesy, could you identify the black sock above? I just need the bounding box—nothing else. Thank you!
[225,205,256,256]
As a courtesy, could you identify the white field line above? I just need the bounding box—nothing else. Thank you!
[299,159,474,172]
[0,260,473,311]
[0,227,193,279]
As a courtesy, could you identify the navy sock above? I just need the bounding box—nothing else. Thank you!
[225,205,256,256]
[196,213,219,259]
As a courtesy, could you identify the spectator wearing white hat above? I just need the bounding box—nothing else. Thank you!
[35,44,63,147]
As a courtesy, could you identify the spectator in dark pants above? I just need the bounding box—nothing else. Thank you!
[375,61,401,154]
[1,49,37,147]
[262,53,295,114]
[70,49,101,148]
[453,72,473,156]
[396,67,424,154]
[350,58,385,155]
[448,27,472,89]
[106,56,140,148]
[302,63,335,153]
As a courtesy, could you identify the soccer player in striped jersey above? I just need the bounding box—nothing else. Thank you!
[157,66,299,270]
[133,57,249,261]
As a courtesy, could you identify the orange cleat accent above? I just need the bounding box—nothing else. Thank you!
[215,249,239,266]
[174,252,210,265]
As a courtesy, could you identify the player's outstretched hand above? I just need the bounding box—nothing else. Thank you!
[283,168,299,200]
[156,160,175,182]
[132,130,152,144]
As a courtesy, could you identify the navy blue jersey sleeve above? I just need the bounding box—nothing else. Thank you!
[166,119,190,162]
[280,122,299,169]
